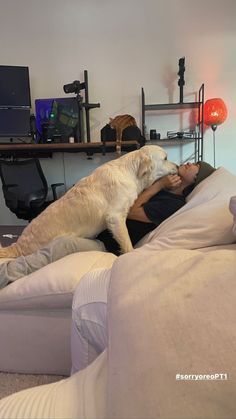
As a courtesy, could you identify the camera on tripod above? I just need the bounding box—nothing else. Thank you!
[63,80,85,95]
[62,71,100,143]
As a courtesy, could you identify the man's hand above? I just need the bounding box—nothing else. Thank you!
[157,174,182,191]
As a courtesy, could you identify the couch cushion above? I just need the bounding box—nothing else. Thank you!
[108,247,236,419]
[0,251,116,310]
[137,167,236,251]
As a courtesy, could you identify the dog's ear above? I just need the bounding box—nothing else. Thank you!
[137,155,153,178]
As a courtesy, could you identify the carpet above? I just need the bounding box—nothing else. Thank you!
[0,372,66,400]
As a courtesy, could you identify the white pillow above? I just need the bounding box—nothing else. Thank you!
[0,251,116,310]
[136,167,236,251]
[229,195,236,236]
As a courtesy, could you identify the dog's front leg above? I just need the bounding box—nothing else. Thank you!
[106,215,133,254]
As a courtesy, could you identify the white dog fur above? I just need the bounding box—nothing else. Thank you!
[0,145,177,257]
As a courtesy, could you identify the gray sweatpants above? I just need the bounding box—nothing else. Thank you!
[0,235,106,288]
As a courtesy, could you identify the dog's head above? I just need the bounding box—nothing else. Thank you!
[137,145,177,186]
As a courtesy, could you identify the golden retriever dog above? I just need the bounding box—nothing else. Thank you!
[0,145,177,258]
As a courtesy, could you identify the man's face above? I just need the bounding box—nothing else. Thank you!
[178,162,200,185]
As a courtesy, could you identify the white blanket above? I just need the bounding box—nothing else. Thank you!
[108,247,236,418]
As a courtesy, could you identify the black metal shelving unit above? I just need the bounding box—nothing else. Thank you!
[141,59,205,162]
[141,84,204,162]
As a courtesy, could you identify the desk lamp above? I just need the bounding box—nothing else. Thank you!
[204,98,228,167]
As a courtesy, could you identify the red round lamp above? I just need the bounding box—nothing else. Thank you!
[204,98,228,167]
[204,98,228,129]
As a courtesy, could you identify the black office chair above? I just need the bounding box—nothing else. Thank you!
[0,158,64,221]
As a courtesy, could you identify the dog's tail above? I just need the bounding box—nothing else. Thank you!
[0,243,22,258]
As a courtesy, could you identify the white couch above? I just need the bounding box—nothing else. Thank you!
[0,251,116,375]
[0,167,235,379]
[0,192,236,418]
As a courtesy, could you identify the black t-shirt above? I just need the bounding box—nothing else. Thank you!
[97,190,185,255]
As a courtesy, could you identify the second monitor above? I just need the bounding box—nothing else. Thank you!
[35,97,79,143]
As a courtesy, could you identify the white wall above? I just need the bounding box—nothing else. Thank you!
[0,0,236,224]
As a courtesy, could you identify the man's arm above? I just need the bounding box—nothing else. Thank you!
[127,174,181,223]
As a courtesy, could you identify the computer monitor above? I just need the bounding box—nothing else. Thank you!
[0,108,31,138]
[0,65,31,107]
[35,97,78,142]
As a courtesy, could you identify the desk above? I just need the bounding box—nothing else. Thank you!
[0,141,139,158]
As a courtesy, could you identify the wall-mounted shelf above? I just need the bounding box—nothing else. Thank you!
[144,102,199,111]
[147,138,196,146]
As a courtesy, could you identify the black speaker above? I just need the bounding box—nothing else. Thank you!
[122,126,146,146]
[30,114,37,142]
[122,126,141,140]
